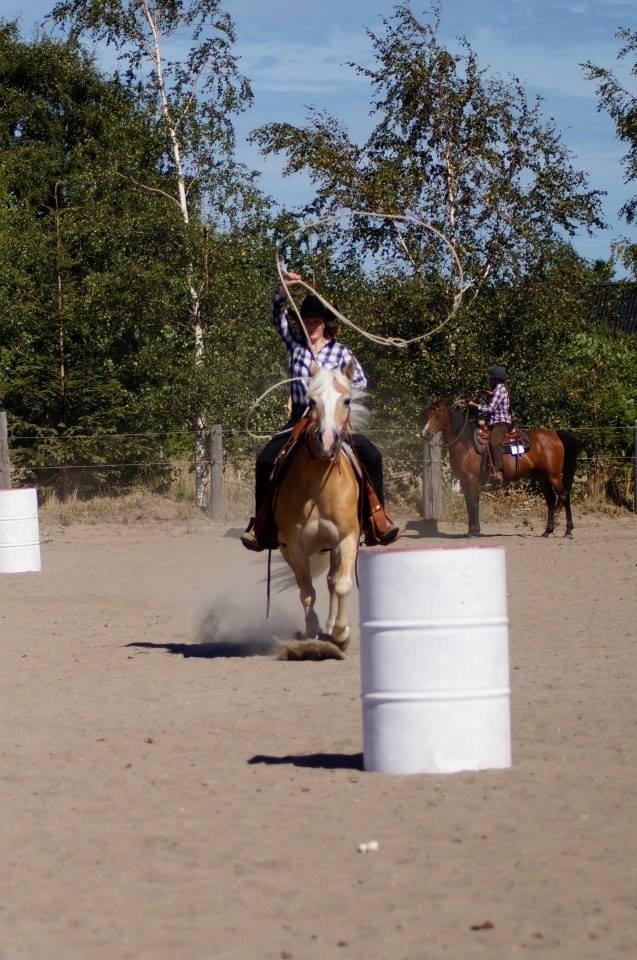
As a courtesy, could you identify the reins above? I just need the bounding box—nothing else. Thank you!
[437,404,471,450]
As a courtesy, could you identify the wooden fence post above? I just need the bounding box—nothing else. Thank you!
[0,411,11,489]
[423,430,442,531]
[209,424,224,521]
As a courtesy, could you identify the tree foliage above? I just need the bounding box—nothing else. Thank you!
[0,16,634,504]
[252,4,605,290]
[49,0,255,222]
[584,27,637,274]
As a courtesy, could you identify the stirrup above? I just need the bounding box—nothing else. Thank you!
[240,518,266,553]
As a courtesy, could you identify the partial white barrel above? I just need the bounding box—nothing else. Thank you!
[0,488,41,573]
[358,546,511,774]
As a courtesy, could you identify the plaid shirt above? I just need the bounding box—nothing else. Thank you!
[477,383,511,425]
[272,292,367,405]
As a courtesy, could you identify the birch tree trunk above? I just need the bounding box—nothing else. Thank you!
[142,0,208,507]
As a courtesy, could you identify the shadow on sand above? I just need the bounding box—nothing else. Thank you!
[402,520,533,541]
[126,639,277,659]
[248,752,364,771]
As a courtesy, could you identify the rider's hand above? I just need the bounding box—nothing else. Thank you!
[281,270,303,287]
[467,400,478,408]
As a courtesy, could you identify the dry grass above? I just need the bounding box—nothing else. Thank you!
[39,489,205,529]
[35,455,634,528]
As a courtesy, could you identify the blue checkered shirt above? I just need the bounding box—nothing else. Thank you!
[272,292,367,406]
[477,383,511,425]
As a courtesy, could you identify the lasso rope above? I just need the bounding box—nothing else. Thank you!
[246,210,469,439]
[276,210,470,350]
[245,377,306,441]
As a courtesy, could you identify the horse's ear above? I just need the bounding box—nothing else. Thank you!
[309,361,319,377]
[342,359,356,382]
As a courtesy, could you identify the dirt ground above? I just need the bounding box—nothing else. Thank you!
[1,507,635,960]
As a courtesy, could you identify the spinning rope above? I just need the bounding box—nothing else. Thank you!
[246,210,469,440]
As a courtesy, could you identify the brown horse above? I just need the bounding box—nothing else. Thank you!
[274,364,364,651]
[422,399,577,538]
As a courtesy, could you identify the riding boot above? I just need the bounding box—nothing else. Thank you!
[363,480,400,546]
[240,485,280,552]
[240,515,263,552]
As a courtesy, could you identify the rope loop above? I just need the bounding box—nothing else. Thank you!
[248,210,469,439]
[276,209,469,349]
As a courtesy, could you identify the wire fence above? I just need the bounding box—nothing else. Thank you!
[3,417,636,516]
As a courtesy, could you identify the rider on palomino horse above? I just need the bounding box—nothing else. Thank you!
[241,271,399,551]
[467,365,511,483]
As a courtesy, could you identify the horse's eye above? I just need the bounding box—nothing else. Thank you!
[343,398,351,407]
[308,398,316,407]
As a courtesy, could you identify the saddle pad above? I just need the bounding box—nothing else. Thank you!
[502,427,531,455]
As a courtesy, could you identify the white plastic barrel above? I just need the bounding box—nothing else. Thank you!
[358,545,511,774]
[0,488,41,573]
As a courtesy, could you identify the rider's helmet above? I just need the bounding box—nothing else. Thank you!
[487,365,507,383]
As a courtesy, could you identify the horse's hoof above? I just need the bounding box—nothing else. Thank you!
[542,530,554,538]
[277,639,344,661]
[564,530,574,539]
[323,629,350,652]
[467,531,481,538]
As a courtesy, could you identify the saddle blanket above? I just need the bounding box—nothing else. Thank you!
[472,424,531,457]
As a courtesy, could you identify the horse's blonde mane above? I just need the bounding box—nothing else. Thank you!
[307,367,369,431]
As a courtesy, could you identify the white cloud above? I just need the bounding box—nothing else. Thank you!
[468,27,628,100]
[239,30,372,95]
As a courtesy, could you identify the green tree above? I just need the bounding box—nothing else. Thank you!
[584,28,637,275]
[0,24,195,491]
[49,0,257,502]
[252,4,604,294]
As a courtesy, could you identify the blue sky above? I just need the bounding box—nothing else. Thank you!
[3,0,635,267]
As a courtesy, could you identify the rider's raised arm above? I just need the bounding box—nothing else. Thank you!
[271,290,303,349]
[271,273,305,350]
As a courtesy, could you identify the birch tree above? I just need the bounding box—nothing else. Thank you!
[50,0,253,504]
[584,28,637,275]
[252,5,604,294]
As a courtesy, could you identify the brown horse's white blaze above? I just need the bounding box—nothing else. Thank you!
[274,364,365,649]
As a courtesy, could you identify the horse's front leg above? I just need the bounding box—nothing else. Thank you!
[281,544,321,639]
[325,532,358,652]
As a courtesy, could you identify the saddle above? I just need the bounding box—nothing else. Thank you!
[502,426,532,455]
[471,422,531,456]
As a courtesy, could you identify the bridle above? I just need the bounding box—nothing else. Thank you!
[305,418,349,464]
[305,392,352,464]
[427,402,471,450]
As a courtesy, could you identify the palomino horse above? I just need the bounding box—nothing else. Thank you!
[275,364,364,652]
[422,399,577,538]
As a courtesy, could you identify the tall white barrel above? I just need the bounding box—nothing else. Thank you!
[0,488,41,573]
[358,546,510,774]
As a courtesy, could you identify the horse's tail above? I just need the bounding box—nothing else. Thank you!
[556,430,578,494]
[272,551,330,593]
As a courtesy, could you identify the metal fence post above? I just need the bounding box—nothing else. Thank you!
[423,430,443,529]
[0,411,11,489]
[209,424,224,521]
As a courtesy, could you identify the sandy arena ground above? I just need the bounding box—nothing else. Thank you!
[1,509,635,960]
